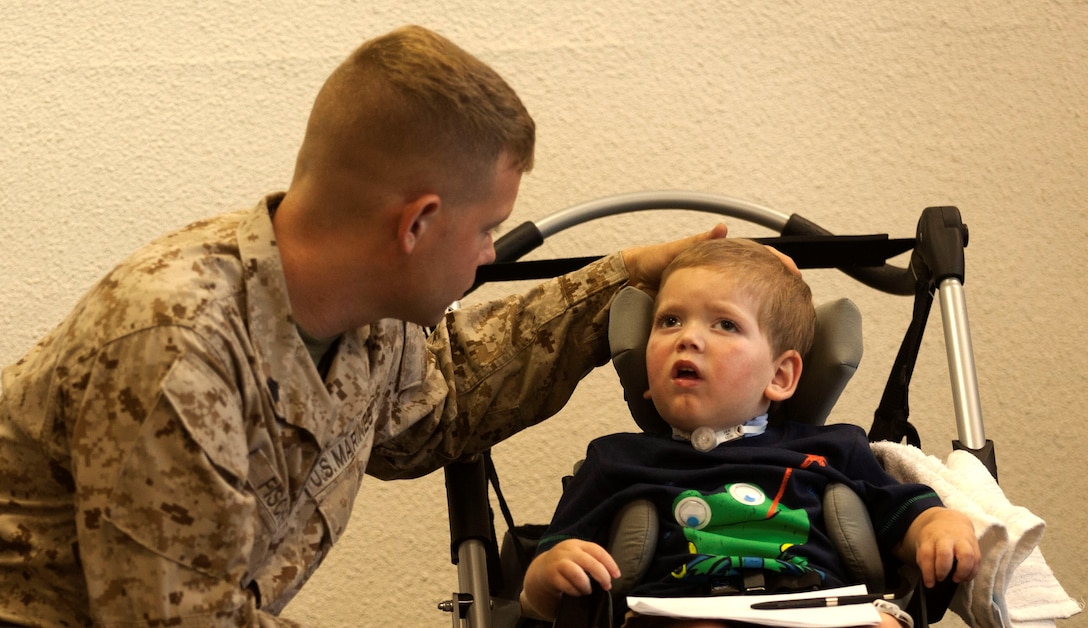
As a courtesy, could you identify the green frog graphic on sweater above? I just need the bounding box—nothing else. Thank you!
[670,480,818,583]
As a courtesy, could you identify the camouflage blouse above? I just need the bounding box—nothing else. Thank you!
[0,194,627,626]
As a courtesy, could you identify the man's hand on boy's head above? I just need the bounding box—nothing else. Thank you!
[521,539,621,619]
[765,245,802,276]
[898,506,981,589]
[621,224,728,297]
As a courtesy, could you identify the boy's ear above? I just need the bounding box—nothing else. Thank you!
[765,349,803,402]
[397,193,442,254]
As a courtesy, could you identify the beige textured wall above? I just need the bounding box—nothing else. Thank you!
[2,2,1085,626]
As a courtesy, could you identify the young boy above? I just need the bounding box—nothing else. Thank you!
[521,239,980,627]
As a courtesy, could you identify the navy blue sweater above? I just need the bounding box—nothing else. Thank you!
[537,422,941,600]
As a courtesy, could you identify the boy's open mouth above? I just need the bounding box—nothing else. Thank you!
[672,360,701,380]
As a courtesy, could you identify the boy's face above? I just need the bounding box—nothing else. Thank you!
[645,266,787,433]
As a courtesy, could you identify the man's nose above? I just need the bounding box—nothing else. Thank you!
[479,242,497,266]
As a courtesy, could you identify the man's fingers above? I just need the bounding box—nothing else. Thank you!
[706,223,729,241]
[765,245,801,276]
[621,223,730,295]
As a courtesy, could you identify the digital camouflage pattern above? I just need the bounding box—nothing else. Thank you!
[0,194,627,626]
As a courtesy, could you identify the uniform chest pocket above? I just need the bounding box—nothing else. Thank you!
[304,418,373,543]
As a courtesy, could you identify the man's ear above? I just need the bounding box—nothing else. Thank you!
[765,349,803,402]
[397,194,442,254]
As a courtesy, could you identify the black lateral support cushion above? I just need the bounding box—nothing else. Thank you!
[606,499,659,597]
[823,483,885,592]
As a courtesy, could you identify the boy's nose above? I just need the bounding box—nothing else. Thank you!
[677,328,704,351]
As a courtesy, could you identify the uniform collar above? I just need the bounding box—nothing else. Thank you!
[238,194,354,446]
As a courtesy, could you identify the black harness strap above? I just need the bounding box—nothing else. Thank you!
[868,280,931,447]
[472,235,914,288]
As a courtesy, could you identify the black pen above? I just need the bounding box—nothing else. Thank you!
[750,592,896,610]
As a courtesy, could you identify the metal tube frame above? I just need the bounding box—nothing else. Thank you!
[534,190,790,237]
[455,539,491,628]
[937,278,987,450]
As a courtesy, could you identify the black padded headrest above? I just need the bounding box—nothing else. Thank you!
[608,286,863,434]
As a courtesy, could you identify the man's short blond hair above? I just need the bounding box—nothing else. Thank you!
[297,25,535,202]
[658,238,816,357]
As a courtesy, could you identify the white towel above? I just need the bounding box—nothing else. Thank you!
[870,442,1081,627]
[1005,547,1083,625]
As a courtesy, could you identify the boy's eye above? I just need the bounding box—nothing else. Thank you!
[656,314,682,328]
[714,319,738,332]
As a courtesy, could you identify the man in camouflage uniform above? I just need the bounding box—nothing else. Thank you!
[0,26,726,626]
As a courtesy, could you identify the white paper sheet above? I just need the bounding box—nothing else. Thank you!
[627,585,882,627]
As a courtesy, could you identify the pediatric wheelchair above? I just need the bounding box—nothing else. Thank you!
[438,192,991,628]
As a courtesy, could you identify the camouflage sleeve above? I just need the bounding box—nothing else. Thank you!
[70,326,303,627]
[366,253,629,480]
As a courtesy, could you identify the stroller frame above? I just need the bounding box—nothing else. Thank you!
[438,191,994,627]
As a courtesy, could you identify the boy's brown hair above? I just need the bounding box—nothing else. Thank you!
[658,238,816,357]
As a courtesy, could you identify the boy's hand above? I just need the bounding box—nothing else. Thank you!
[521,539,621,619]
[898,507,981,588]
